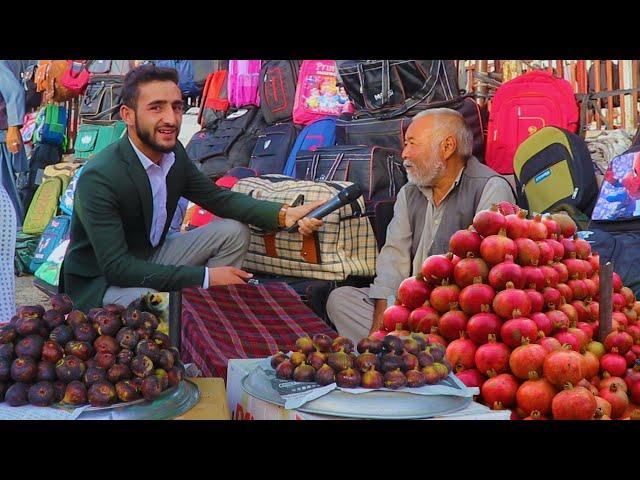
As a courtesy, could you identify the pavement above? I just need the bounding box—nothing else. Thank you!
[14,274,51,310]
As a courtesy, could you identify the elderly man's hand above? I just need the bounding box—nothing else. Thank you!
[285,200,325,236]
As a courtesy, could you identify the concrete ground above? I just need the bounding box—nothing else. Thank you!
[14,274,51,310]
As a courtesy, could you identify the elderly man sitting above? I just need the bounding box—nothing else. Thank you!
[326,108,516,342]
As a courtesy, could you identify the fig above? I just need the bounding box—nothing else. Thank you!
[53,381,66,402]
[380,353,404,373]
[85,358,97,369]
[313,333,333,353]
[0,357,10,381]
[84,366,107,386]
[0,324,17,344]
[406,369,427,388]
[384,369,408,389]
[440,358,453,374]
[157,349,175,371]
[402,353,419,371]
[62,380,87,405]
[331,336,355,354]
[336,368,361,388]
[290,351,307,368]
[27,381,55,407]
[87,308,105,322]
[433,362,450,380]
[295,336,315,355]
[0,382,6,402]
[95,352,116,370]
[0,344,13,361]
[275,359,294,379]
[422,365,441,384]
[55,355,85,383]
[94,335,119,355]
[135,327,153,340]
[73,323,97,344]
[5,382,29,406]
[141,312,159,331]
[64,341,93,361]
[293,363,316,382]
[115,379,140,402]
[417,350,434,367]
[135,339,160,363]
[49,325,74,345]
[107,364,132,383]
[88,380,116,406]
[65,310,88,329]
[94,312,122,337]
[403,337,422,355]
[315,364,336,385]
[410,333,428,351]
[270,352,288,369]
[15,316,43,337]
[17,305,45,319]
[357,337,374,354]
[355,352,380,373]
[383,336,405,355]
[154,369,169,390]
[122,309,143,329]
[51,293,74,315]
[327,351,353,371]
[43,309,65,330]
[140,375,162,401]
[11,356,38,383]
[167,366,183,387]
[116,349,134,366]
[37,361,57,382]
[427,343,446,362]
[15,335,44,359]
[361,369,384,389]
[152,331,171,350]
[130,355,154,378]
[104,304,125,316]
[116,328,139,350]
[307,351,327,370]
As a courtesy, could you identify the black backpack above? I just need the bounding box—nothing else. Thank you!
[259,60,301,125]
[80,75,124,124]
[248,122,299,175]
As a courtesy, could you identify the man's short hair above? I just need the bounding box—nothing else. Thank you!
[121,64,180,110]
[414,108,474,159]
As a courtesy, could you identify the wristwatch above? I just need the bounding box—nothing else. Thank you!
[278,204,290,228]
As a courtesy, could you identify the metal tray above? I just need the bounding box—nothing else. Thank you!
[76,379,200,420]
[241,369,472,420]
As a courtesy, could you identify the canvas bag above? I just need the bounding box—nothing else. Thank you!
[231,175,377,281]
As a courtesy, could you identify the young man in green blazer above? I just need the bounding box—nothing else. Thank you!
[61,64,323,311]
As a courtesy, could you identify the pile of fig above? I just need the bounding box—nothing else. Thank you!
[271,333,452,390]
[0,293,185,408]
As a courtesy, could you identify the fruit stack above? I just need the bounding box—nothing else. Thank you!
[271,333,453,390]
[375,202,640,419]
[0,294,185,408]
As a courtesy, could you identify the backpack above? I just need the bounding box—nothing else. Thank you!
[21,143,63,213]
[33,104,67,147]
[513,126,598,217]
[259,60,301,125]
[29,214,71,273]
[22,63,42,113]
[42,162,83,184]
[22,175,68,235]
[34,238,71,290]
[283,118,336,177]
[59,166,84,215]
[485,70,580,174]
[228,60,262,108]
[154,60,200,97]
[87,60,134,76]
[34,60,76,103]
[73,121,126,159]
[248,122,299,175]
[198,70,230,129]
[293,60,352,125]
[80,75,124,124]
[34,60,51,93]
[14,231,40,276]
[60,60,90,95]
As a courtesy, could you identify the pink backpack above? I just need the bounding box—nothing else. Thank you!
[60,60,90,95]
[293,60,353,125]
[485,70,579,174]
[228,60,262,108]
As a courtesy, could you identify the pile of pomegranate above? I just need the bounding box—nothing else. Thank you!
[377,202,640,420]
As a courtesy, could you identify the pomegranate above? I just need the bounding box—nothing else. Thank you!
[480,229,518,266]
[473,205,506,238]
[492,283,532,320]
[588,300,599,321]
[586,340,605,359]
[504,210,529,239]
[509,338,547,379]
[528,215,548,241]
[578,378,599,396]
[397,277,432,310]
[630,380,640,404]
[453,257,489,288]
[516,371,558,416]
[537,335,562,353]
[635,301,640,317]
[522,266,546,291]
[588,253,600,273]
[438,306,469,341]
[497,201,519,216]
[561,237,577,260]
[529,312,553,337]
[552,262,570,284]
[382,304,411,332]
[595,396,612,418]
[429,283,461,314]
[626,325,640,343]
[612,293,627,312]
[515,238,540,267]
[566,279,588,301]
[458,281,495,316]
[632,344,640,357]
[574,236,591,260]
[547,239,565,263]
[448,227,482,259]
[551,213,578,239]
[455,368,486,389]
[553,331,580,352]
[546,309,570,331]
[525,289,545,313]
[408,304,439,332]
[599,374,628,394]
[421,254,454,285]
[551,384,597,420]
[543,344,584,387]
[625,350,637,367]
[598,383,629,419]
[620,286,636,307]
[567,327,589,350]
[624,308,638,326]
[466,312,503,345]
[488,257,525,290]
[613,311,628,330]
[369,330,387,341]
[542,287,563,310]
[539,265,559,288]
[604,331,633,355]
[612,272,623,292]
[474,334,511,376]
[386,325,411,338]
[445,335,477,371]
[481,373,519,410]
[590,273,600,292]
[582,260,594,279]
[559,303,579,325]
[537,241,555,267]
[601,349,627,377]
[572,301,591,324]
[556,283,574,303]
[541,215,560,239]
[581,350,600,380]
[523,411,547,420]
[576,322,594,341]
[425,328,448,347]
[500,317,538,348]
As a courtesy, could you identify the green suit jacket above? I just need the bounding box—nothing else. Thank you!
[61,136,282,311]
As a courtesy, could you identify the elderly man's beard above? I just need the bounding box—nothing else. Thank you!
[407,156,446,187]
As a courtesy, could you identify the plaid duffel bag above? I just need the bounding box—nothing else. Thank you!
[232,175,377,281]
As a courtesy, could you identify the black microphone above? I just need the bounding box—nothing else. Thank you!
[286,184,363,233]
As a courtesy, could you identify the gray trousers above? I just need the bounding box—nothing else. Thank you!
[326,286,375,344]
[102,219,250,307]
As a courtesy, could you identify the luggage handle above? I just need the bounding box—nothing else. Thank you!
[357,60,391,107]
[326,153,345,181]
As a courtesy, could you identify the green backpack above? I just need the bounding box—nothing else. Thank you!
[14,231,41,276]
[22,175,68,235]
[73,121,126,159]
